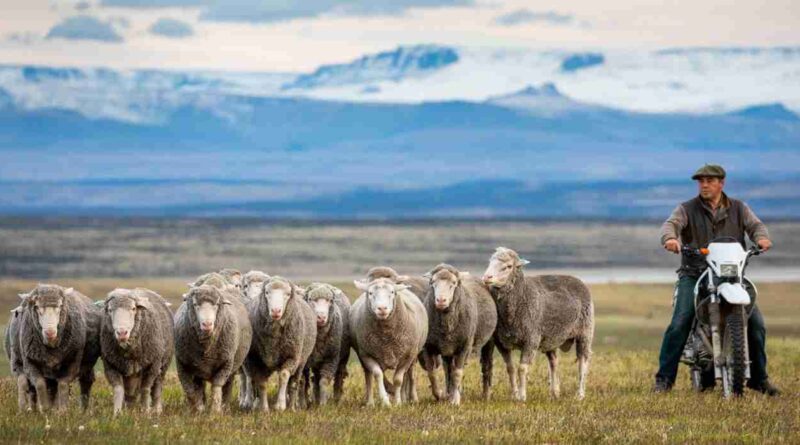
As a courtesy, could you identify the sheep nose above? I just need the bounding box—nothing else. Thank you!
[200,321,214,331]
[316,315,327,325]
[44,329,57,339]
[271,309,282,319]
[116,329,129,338]
[482,274,493,282]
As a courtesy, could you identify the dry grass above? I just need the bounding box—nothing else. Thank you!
[1,279,799,444]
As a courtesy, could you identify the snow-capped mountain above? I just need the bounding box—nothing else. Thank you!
[1,44,799,125]
[282,45,459,90]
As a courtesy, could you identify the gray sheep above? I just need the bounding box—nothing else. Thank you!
[174,283,253,413]
[218,268,243,291]
[302,283,351,406]
[421,263,498,405]
[482,247,594,401]
[357,266,433,403]
[100,288,174,415]
[245,276,316,412]
[17,284,101,412]
[350,277,428,407]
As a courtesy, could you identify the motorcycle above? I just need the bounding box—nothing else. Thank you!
[680,237,763,398]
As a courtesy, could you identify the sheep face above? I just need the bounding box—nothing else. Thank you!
[21,285,71,346]
[185,286,230,334]
[264,280,295,321]
[429,267,470,311]
[105,289,152,345]
[482,247,530,288]
[309,298,332,327]
[244,279,266,301]
[219,269,243,291]
[355,278,408,320]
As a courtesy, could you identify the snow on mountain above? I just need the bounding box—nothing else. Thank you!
[281,45,459,90]
[0,45,799,124]
[0,65,292,124]
[485,82,605,116]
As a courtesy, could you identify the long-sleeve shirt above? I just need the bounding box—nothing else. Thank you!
[659,197,770,246]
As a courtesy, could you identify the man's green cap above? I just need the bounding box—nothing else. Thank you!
[691,164,726,180]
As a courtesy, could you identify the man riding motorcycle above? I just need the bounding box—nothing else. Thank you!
[653,164,780,395]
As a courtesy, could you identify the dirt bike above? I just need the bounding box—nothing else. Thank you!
[680,237,763,398]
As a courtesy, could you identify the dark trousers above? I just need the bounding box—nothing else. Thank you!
[656,275,769,385]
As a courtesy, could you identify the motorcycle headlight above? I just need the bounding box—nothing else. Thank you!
[720,264,739,277]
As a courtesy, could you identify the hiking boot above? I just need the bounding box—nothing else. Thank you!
[653,378,673,393]
[748,380,781,397]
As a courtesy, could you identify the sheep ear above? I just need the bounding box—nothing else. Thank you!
[516,258,530,267]
[353,279,369,291]
[187,282,195,288]
[394,284,410,293]
[63,287,74,296]
[134,295,154,310]
[182,293,190,301]
[396,274,411,283]
[458,271,471,281]
[221,298,232,305]
[18,292,30,301]
[164,301,173,307]
[422,271,432,279]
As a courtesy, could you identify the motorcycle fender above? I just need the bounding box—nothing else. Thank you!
[717,282,751,305]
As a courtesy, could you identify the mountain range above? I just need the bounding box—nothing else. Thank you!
[1,44,798,218]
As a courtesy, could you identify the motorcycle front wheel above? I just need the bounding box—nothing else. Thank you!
[722,305,748,397]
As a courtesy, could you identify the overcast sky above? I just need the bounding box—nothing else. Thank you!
[1,0,798,72]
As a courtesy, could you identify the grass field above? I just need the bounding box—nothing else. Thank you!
[1,279,799,443]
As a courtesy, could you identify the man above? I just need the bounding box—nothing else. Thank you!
[653,164,780,395]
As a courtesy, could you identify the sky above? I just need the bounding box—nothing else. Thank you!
[0,0,798,72]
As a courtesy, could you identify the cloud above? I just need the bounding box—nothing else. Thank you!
[149,18,194,38]
[493,9,574,27]
[46,15,124,42]
[101,0,473,22]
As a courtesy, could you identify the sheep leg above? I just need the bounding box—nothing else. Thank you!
[274,369,292,411]
[392,368,407,406]
[240,368,254,411]
[333,350,349,404]
[178,364,205,412]
[209,385,224,414]
[237,369,249,409]
[318,375,331,406]
[288,371,302,411]
[54,379,70,412]
[517,347,536,403]
[546,350,560,399]
[105,368,126,416]
[222,377,235,407]
[253,374,270,412]
[497,346,519,400]
[362,364,375,407]
[576,337,592,400]
[405,365,418,403]
[124,375,142,409]
[140,369,160,414]
[16,374,30,412]
[449,350,469,406]
[33,376,51,412]
[78,369,95,411]
[480,341,495,401]
[422,351,445,401]
[362,357,390,407]
[151,374,165,415]
[442,357,453,398]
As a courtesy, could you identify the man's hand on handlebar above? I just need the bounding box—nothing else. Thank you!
[664,239,681,254]
[757,239,772,252]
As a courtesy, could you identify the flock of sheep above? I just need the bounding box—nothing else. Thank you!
[4,247,595,414]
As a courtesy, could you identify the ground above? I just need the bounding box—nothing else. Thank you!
[1,279,798,444]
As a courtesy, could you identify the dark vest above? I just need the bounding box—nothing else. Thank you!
[679,194,746,277]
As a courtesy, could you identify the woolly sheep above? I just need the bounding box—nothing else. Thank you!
[245,276,316,412]
[350,277,428,407]
[174,284,252,413]
[421,264,498,405]
[17,284,101,412]
[100,288,174,415]
[482,247,594,401]
[302,283,351,406]
[5,305,40,411]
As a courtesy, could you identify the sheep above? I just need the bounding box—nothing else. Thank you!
[302,282,351,406]
[242,270,271,305]
[357,266,432,403]
[100,288,174,415]
[174,283,253,413]
[350,277,428,408]
[482,247,594,401]
[245,276,316,412]
[17,284,101,412]
[219,269,243,291]
[421,263,498,405]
